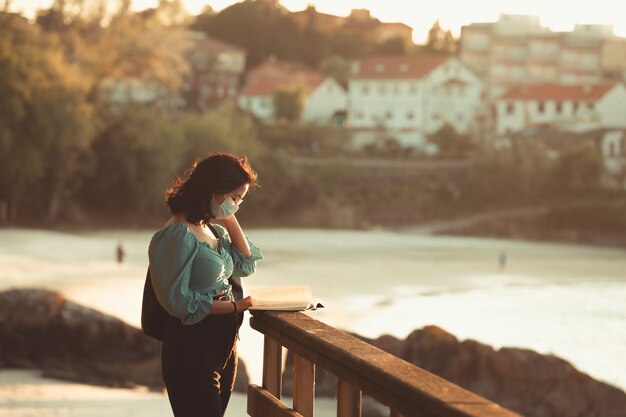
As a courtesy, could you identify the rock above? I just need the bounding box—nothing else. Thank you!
[278,325,626,417]
[0,289,249,392]
[363,326,626,417]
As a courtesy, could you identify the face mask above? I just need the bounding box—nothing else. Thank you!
[210,196,239,219]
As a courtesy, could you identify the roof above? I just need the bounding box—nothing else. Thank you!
[241,57,325,96]
[501,83,615,101]
[240,73,324,96]
[352,55,451,80]
[247,59,316,78]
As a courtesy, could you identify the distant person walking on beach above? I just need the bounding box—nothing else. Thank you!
[499,251,508,272]
[148,153,262,417]
[116,242,125,264]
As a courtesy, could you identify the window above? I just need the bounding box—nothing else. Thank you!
[573,101,579,113]
[556,101,562,114]
[538,101,545,114]
[385,111,393,120]
[362,84,369,95]
[375,63,386,73]
[379,83,387,95]
[356,111,364,120]
[506,103,515,115]
[588,102,595,111]
[407,111,415,120]
[409,84,419,94]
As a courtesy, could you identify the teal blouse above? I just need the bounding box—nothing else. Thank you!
[148,222,263,325]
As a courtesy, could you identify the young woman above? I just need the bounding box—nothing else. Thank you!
[148,152,262,417]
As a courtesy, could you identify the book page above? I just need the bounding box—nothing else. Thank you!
[248,285,323,311]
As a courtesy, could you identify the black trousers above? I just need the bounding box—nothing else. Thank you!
[162,313,240,417]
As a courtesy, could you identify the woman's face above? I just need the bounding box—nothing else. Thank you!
[212,182,249,206]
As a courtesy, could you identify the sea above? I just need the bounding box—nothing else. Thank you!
[0,227,624,416]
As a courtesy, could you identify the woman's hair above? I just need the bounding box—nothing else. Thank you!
[166,152,257,224]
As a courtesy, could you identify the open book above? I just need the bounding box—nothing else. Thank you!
[248,285,324,311]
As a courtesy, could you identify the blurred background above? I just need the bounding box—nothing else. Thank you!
[1,1,625,416]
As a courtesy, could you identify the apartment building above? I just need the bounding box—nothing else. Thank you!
[347,54,483,148]
[460,15,626,99]
[495,83,626,135]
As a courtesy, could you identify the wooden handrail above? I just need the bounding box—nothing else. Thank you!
[247,311,521,417]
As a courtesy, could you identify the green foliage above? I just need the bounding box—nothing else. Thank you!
[425,20,457,54]
[373,37,408,55]
[192,0,303,69]
[318,55,351,88]
[273,88,304,123]
[0,14,93,221]
[79,105,184,215]
[177,108,262,168]
[552,142,604,193]
[259,124,349,156]
[428,124,473,157]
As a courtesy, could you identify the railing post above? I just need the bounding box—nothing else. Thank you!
[293,353,315,417]
[262,335,282,399]
[337,378,361,417]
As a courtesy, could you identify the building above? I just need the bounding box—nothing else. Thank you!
[180,31,246,111]
[290,5,344,33]
[460,15,626,99]
[495,83,626,135]
[101,31,246,111]
[291,6,412,44]
[238,58,347,124]
[347,54,483,148]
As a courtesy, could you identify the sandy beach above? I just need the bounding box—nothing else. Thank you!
[1,227,625,416]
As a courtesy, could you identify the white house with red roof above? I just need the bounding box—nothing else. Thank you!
[495,83,626,135]
[347,54,483,147]
[238,58,347,124]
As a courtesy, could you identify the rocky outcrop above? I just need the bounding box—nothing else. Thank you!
[282,326,626,417]
[0,289,249,391]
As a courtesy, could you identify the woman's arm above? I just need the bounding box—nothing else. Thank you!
[210,297,254,314]
[216,215,252,257]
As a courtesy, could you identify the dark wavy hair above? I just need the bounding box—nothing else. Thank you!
[166,153,257,224]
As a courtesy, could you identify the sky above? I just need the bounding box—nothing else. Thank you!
[8,0,626,43]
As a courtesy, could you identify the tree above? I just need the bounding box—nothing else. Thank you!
[79,104,184,216]
[178,108,261,169]
[0,14,93,222]
[425,20,456,54]
[374,36,408,55]
[318,55,351,88]
[192,0,303,69]
[428,124,472,157]
[36,1,190,106]
[273,87,305,123]
[553,142,604,193]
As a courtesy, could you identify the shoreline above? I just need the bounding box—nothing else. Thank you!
[4,200,625,250]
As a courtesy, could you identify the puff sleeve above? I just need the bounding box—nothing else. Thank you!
[212,223,263,278]
[148,223,214,325]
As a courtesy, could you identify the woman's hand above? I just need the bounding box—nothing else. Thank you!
[235,296,254,313]
[215,215,252,257]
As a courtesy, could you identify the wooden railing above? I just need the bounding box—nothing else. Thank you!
[247,311,521,417]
